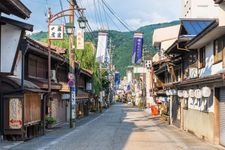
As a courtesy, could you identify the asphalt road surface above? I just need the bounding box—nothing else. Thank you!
[7,103,225,150]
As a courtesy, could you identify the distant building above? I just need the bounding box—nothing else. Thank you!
[182,0,219,18]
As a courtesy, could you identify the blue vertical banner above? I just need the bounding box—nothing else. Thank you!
[132,32,143,64]
[114,71,120,90]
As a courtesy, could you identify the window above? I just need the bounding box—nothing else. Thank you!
[199,47,205,68]
[28,54,48,79]
[214,36,224,63]
[188,51,198,67]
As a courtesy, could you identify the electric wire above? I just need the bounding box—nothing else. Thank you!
[59,0,67,24]
[100,0,109,31]
[96,0,105,29]
[93,0,102,29]
[101,0,133,32]
[101,1,122,32]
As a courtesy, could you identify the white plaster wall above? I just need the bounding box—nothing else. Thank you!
[13,50,22,78]
[182,0,219,18]
[184,109,214,142]
[152,52,160,62]
[145,70,151,101]
[161,39,177,51]
[1,24,21,73]
[187,90,214,112]
[199,42,223,77]
[127,71,132,84]
[218,3,225,26]
[152,25,180,46]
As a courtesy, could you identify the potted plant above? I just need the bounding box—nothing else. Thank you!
[45,116,56,129]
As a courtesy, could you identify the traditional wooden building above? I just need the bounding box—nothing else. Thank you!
[0,0,44,140]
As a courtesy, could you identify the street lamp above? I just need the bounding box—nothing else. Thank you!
[77,15,87,29]
[65,23,75,35]
[46,1,86,129]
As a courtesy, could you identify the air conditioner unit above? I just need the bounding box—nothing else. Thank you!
[51,70,57,83]
[188,68,198,79]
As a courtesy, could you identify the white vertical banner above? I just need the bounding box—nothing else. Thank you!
[77,29,84,50]
[96,32,108,63]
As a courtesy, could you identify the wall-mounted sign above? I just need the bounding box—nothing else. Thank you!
[202,87,211,97]
[61,94,70,100]
[9,98,22,129]
[77,29,84,50]
[183,90,189,98]
[194,89,202,99]
[189,89,195,98]
[49,24,64,40]
[86,82,92,91]
[178,90,183,97]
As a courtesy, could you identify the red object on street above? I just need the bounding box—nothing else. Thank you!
[151,105,158,115]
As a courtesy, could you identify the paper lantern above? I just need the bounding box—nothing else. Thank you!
[194,89,202,99]
[189,89,195,98]
[202,87,211,97]
[183,90,189,98]
[178,90,183,97]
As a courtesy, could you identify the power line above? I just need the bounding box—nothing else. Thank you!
[100,0,109,30]
[101,0,122,32]
[93,0,102,29]
[96,0,105,29]
[101,0,133,32]
[59,0,67,24]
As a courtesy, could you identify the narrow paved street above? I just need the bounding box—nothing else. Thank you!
[8,103,225,150]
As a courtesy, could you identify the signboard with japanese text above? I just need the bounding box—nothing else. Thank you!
[9,98,22,129]
[70,87,76,119]
[49,24,64,40]
[77,30,84,49]
[132,32,143,64]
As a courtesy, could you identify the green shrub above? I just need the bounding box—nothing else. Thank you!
[45,116,56,125]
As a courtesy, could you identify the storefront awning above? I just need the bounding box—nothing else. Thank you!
[0,76,45,93]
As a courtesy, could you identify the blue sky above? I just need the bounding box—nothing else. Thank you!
[19,0,181,32]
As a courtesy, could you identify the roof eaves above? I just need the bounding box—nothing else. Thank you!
[0,16,33,31]
[4,0,31,19]
[186,19,219,48]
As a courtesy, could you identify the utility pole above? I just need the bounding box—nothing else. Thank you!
[69,0,76,128]
[109,38,113,104]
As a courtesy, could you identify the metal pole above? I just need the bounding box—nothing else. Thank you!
[46,8,52,132]
[169,96,173,125]
[69,0,76,128]
[48,8,52,94]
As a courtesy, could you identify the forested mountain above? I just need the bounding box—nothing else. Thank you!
[30,20,180,77]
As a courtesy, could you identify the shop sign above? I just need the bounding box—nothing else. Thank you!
[86,82,92,91]
[202,86,211,97]
[49,24,64,40]
[61,94,70,100]
[77,29,84,50]
[9,98,22,129]
[183,90,189,98]
[178,90,183,97]
[188,89,195,98]
[194,89,202,99]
